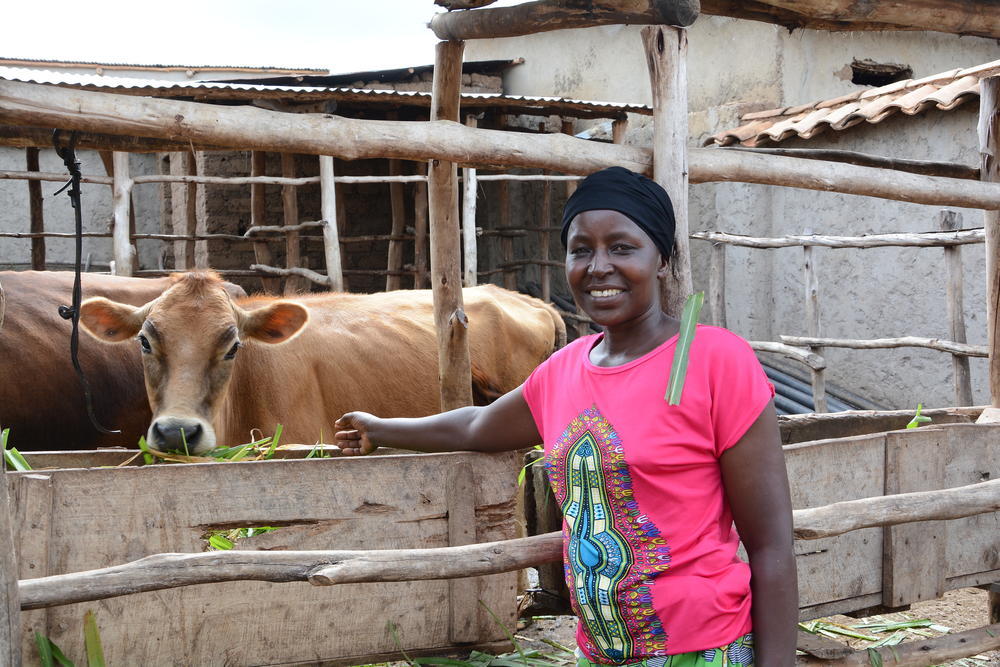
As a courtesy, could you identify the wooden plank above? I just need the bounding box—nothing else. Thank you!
[250,151,280,293]
[447,462,479,643]
[429,0,700,40]
[13,452,519,665]
[939,210,974,405]
[428,40,473,412]
[25,147,44,270]
[1,472,22,666]
[939,423,1000,579]
[281,153,303,294]
[981,77,1000,410]
[10,473,52,663]
[803,241,828,412]
[784,433,886,609]
[414,166,430,289]
[642,25,691,318]
[386,157,407,291]
[462,116,479,288]
[883,428,947,607]
[319,155,344,291]
[111,151,134,276]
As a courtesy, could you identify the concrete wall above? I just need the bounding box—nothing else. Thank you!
[466,18,1000,410]
[0,148,160,271]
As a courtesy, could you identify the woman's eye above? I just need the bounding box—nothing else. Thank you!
[569,247,590,256]
[224,341,241,360]
[137,334,152,354]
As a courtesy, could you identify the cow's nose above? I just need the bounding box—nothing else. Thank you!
[151,419,203,452]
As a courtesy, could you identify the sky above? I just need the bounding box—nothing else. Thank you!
[3,0,524,74]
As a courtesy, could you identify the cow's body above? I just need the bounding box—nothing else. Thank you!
[81,273,566,452]
[0,271,175,450]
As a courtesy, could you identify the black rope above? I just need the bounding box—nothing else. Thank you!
[52,130,120,435]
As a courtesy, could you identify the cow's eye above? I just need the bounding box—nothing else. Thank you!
[224,341,241,360]
[138,334,152,354]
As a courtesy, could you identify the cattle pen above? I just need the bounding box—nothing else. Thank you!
[2,0,1000,665]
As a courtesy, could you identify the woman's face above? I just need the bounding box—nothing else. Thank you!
[565,209,667,328]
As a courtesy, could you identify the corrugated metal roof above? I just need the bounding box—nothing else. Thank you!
[0,56,327,74]
[704,59,1000,147]
[0,67,652,118]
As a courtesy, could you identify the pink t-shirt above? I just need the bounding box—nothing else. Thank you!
[522,325,775,662]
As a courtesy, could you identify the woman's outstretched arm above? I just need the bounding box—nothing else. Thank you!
[721,400,798,667]
[334,385,542,455]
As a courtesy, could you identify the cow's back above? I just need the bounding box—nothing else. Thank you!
[218,285,564,446]
[0,271,173,450]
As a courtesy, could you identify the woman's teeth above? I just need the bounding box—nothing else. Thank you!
[590,289,623,298]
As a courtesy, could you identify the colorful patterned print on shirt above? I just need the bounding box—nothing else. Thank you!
[546,406,673,663]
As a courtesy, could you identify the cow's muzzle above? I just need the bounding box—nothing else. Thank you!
[148,416,215,454]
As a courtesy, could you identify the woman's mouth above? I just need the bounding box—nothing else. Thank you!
[589,289,624,298]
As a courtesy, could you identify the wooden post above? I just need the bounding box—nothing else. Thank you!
[0,472,22,666]
[980,76,1000,422]
[447,462,479,643]
[803,240,828,413]
[539,126,552,303]
[281,153,303,294]
[498,178,515,291]
[250,151,280,293]
[939,210,974,406]
[319,156,344,292]
[414,166,429,289]
[462,116,479,288]
[168,152,193,270]
[709,242,726,328]
[25,148,44,270]
[111,151,134,276]
[642,25,692,318]
[386,158,407,291]
[428,40,474,411]
[560,119,578,198]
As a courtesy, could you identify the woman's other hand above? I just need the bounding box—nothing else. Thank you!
[335,412,379,455]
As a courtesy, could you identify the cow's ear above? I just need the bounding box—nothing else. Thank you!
[239,302,309,344]
[79,297,146,342]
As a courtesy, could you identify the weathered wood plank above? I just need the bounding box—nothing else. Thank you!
[643,25,691,318]
[882,429,947,607]
[982,77,1000,409]
[447,462,479,643]
[11,452,520,665]
[429,0,700,41]
[1,472,22,666]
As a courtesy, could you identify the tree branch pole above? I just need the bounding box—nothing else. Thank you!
[939,210,973,406]
[981,76,1000,420]
[250,151,281,293]
[25,148,44,270]
[386,157,407,291]
[319,156,344,292]
[111,151,134,276]
[780,335,987,357]
[462,115,479,288]
[428,40,474,411]
[643,25,692,317]
[4,80,1000,209]
[429,0,700,41]
[692,229,985,248]
[795,623,1000,667]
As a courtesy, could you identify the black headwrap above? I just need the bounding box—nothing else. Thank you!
[560,166,675,259]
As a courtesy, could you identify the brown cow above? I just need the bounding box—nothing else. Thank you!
[0,271,245,451]
[79,271,566,454]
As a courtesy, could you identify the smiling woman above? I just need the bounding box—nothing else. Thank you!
[335,167,799,667]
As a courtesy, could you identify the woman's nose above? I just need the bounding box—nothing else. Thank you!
[588,252,613,275]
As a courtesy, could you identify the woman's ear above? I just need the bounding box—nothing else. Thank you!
[657,254,670,277]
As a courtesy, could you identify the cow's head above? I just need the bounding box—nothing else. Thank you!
[79,272,309,454]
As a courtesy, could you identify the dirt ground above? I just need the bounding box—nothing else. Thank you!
[514,587,998,665]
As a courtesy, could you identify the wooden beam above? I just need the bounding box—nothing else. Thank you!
[982,77,1000,414]
[435,0,498,8]
[700,0,1000,40]
[319,156,345,291]
[4,80,1000,209]
[281,153,303,294]
[780,335,987,357]
[430,0,700,41]
[414,169,430,289]
[693,229,985,249]
[250,151,280,293]
[727,147,980,181]
[0,471,21,666]
[386,159,407,291]
[111,152,134,276]
[461,116,479,288]
[643,25,692,318]
[940,210,974,406]
[802,239,827,412]
[428,40,474,411]
[796,623,1000,667]
[25,147,44,270]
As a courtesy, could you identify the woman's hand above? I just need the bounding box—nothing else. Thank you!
[334,412,379,455]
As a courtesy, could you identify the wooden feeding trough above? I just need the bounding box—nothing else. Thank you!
[5,449,524,665]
